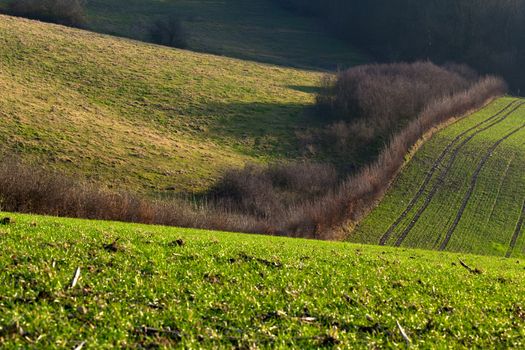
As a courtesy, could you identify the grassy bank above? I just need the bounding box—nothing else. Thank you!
[0,212,524,348]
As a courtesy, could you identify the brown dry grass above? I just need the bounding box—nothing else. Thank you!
[0,159,271,234]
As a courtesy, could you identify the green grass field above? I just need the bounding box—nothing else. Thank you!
[0,14,349,194]
[1,211,524,348]
[3,3,525,349]
[353,97,525,258]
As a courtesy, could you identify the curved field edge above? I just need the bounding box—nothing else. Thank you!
[0,211,524,348]
[353,97,525,258]
[311,77,506,240]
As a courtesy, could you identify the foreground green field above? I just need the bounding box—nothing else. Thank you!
[354,97,525,258]
[0,14,333,193]
[0,212,524,348]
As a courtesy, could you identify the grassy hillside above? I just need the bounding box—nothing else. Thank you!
[0,14,336,194]
[1,211,524,348]
[0,0,367,69]
[85,0,367,69]
[353,97,525,258]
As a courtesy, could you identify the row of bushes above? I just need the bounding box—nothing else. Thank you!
[308,62,478,165]
[206,63,507,239]
[288,74,506,239]
[209,162,339,221]
[0,159,270,234]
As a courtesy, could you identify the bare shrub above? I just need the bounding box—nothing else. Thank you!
[206,69,506,240]
[150,16,188,49]
[4,0,86,27]
[209,162,339,220]
[0,159,270,235]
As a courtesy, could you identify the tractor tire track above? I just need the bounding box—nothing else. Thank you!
[485,155,514,226]
[392,102,525,247]
[378,100,520,245]
[505,199,525,258]
[379,100,518,245]
[439,122,525,251]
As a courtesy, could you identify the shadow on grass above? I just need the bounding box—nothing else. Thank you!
[186,101,321,157]
[287,85,322,94]
[85,0,366,71]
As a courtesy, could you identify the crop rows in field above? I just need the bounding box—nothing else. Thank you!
[354,98,525,257]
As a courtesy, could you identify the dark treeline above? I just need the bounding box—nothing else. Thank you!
[276,0,525,93]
